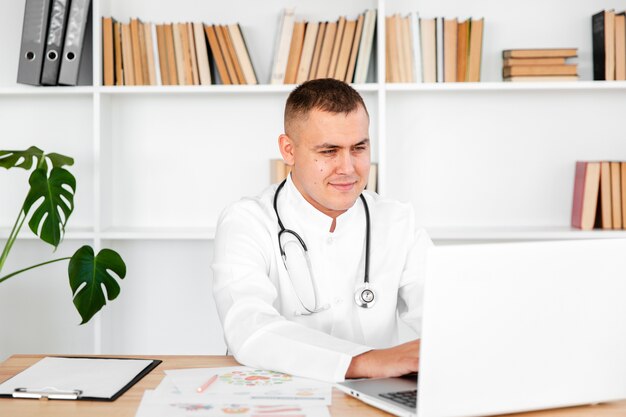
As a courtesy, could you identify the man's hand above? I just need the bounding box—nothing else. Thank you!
[345,339,420,379]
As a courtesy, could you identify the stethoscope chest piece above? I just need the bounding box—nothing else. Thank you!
[354,284,376,308]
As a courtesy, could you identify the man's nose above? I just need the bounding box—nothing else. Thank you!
[336,151,356,175]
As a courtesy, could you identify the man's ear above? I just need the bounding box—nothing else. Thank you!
[278,134,296,166]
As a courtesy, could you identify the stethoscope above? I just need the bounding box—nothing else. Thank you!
[273,179,375,315]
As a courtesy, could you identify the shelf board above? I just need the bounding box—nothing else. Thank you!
[97,83,379,94]
[0,227,95,240]
[99,227,216,240]
[427,226,626,241]
[0,86,93,96]
[385,80,626,92]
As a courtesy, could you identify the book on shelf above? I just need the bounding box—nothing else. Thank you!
[443,18,458,82]
[501,48,578,82]
[270,8,376,84]
[466,17,483,82]
[571,161,600,231]
[592,9,616,81]
[600,161,612,229]
[456,18,469,82]
[572,161,626,231]
[616,12,626,81]
[270,8,295,84]
[101,17,256,86]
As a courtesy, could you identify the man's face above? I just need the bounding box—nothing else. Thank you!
[281,106,371,219]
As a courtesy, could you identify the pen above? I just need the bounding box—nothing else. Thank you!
[196,375,218,393]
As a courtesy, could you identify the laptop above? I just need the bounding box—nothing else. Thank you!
[337,239,626,417]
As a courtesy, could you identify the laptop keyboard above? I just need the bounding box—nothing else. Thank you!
[379,389,417,408]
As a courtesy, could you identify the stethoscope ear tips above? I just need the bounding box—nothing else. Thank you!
[354,286,376,309]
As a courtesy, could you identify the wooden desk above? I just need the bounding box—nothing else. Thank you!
[1,355,626,417]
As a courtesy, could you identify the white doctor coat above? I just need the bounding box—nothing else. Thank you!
[212,175,432,382]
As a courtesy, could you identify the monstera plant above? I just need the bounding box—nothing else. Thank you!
[0,147,126,324]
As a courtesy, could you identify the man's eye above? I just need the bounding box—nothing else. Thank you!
[320,149,336,155]
[353,146,367,152]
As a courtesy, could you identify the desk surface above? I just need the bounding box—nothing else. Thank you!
[1,355,626,417]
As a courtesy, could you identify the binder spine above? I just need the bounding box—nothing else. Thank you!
[41,0,71,85]
[17,0,53,85]
[58,0,92,85]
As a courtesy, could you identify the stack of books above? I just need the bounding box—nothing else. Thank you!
[387,15,484,83]
[572,161,626,230]
[270,159,378,193]
[101,18,257,86]
[592,10,626,81]
[17,0,93,86]
[502,48,578,82]
[270,9,377,85]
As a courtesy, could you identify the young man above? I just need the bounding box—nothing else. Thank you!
[212,79,431,382]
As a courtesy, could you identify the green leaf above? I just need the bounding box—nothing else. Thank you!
[69,246,127,324]
[0,146,44,170]
[0,147,74,171]
[23,167,76,248]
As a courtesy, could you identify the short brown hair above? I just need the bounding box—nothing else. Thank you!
[284,79,368,135]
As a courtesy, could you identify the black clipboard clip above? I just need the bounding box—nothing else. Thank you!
[13,387,83,400]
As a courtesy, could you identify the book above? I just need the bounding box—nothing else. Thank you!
[308,21,326,80]
[179,23,194,85]
[592,10,616,81]
[615,13,626,81]
[502,57,567,66]
[220,24,244,84]
[283,21,305,84]
[204,24,230,85]
[345,14,364,83]
[571,161,601,230]
[436,17,443,82]
[410,12,422,83]
[171,23,185,85]
[502,64,577,77]
[270,8,295,84]
[164,24,178,85]
[228,23,257,85]
[467,17,483,82]
[186,23,200,85]
[334,18,356,81]
[150,23,161,85]
[121,23,135,85]
[353,9,376,84]
[600,160,612,229]
[138,21,150,85]
[387,15,400,82]
[316,21,337,79]
[395,15,407,82]
[443,18,458,82]
[270,159,291,184]
[193,22,212,85]
[102,17,115,86]
[420,17,436,83]
[456,18,469,82]
[503,75,579,82]
[129,18,144,85]
[144,22,157,85]
[17,0,52,86]
[366,163,378,193]
[296,21,319,84]
[611,161,622,229]
[503,48,577,59]
[114,21,123,85]
[328,17,346,80]
[401,15,413,82]
[622,162,626,229]
[42,0,72,85]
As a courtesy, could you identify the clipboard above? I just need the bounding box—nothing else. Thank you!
[0,356,161,401]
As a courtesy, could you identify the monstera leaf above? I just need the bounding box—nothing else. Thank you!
[22,167,76,248]
[69,246,127,324]
[0,146,73,170]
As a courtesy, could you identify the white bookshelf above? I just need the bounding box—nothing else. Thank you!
[1,0,626,360]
